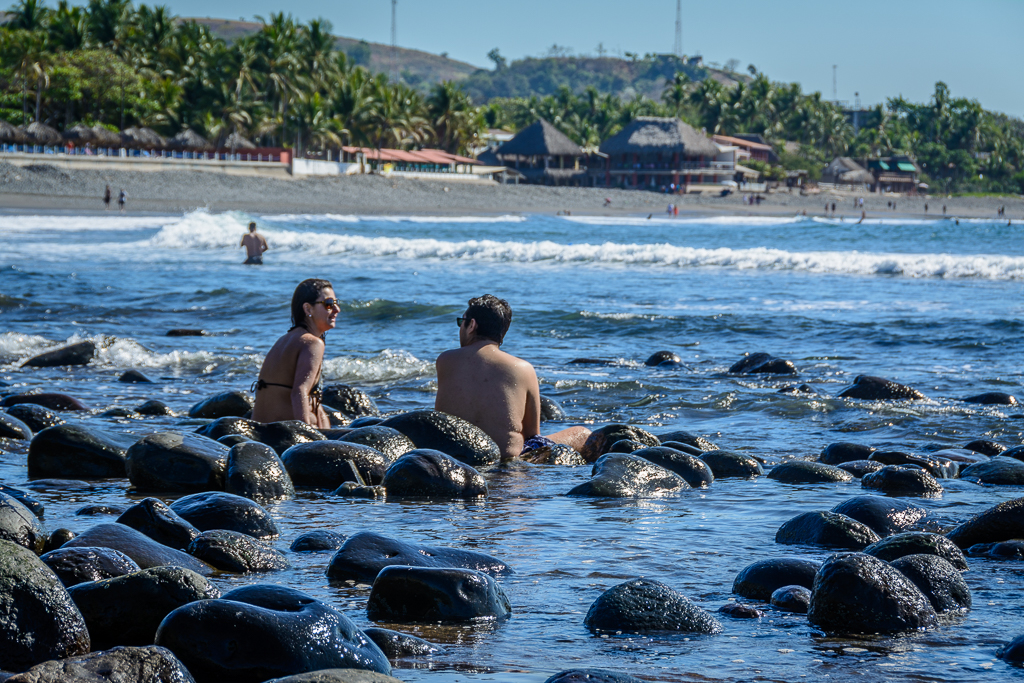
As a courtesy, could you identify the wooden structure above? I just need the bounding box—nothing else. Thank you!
[598,116,724,190]
[493,119,585,185]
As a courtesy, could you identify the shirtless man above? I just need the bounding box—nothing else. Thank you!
[241,222,269,265]
[435,294,591,461]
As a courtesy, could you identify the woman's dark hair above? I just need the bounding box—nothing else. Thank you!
[465,294,512,345]
[290,278,333,332]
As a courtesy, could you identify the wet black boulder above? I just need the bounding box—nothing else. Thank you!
[116,498,200,550]
[262,673,402,683]
[0,492,46,553]
[808,552,937,634]
[645,350,683,367]
[961,457,1024,485]
[838,460,885,478]
[869,450,958,478]
[194,417,324,455]
[999,635,1024,663]
[0,412,31,440]
[43,529,76,553]
[567,453,690,498]
[23,340,97,368]
[864,532,968,570]
[170,491,279,540]
[155,584,391,682]
[539,395,566,420]
[771,585,811,613]
[40,546,140,587]
[380,449,487,499]
[830,496,928,537]
[335,427,414,469]
[732,557,821,600]
[580,424,660,462]
[377,410,500,467]
[5,404,63,433]
[946,496,1024,548]
[326,530,511,584]
[126,432,228,493]
[281,441,385,488]
[291,530,346,553]
[226,441,295,501]
[118,369,154,383]
[187,530,288,573]
[187,391,253,420]
[544,671,645,683]
[321,384,379,418]
[630,447,714,487]
[819,442,876,465]
[964,392,1017,405]
[0,485,43,518]
[3,645,195,683]
[63,524,211,575]
[366,566,510,623]
[729,352,797,375]
[607,440,644,454]
[522,443,587,466]
[862,465,943,497]
[768,460,853,483]
[1,392,88,411]
[964,439,1006,456]
[362,627,445,657]
[700,450,764,479]
[775,511,880,550]
[0,540,91,672]
[654,430,719,452]
[28,424,136,479]
[135,399,175,416]
[890,554,971,613]
[838,375,926,401]
[583,578,722,635]
[67,566,220,650]
[967,539,1024,559]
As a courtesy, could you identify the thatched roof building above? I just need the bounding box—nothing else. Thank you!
[121,126,167,149]
[0,120,24,143]
[496,119,583,158]
[221,132,256,150]
[822,157,875,185]
[23,122,63,145]
[63,124,97,143]
[600,117,719,158]
[168,128,211,151]
[90,126,121,147]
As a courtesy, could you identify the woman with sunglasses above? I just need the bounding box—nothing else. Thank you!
[251,278,340,428]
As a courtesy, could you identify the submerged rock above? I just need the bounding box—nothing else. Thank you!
[0,411,32,440]
[5,404,63,433]
[960,457,1024,485]
[63,524,211,575]
[126,432,228,493]
[567,453,690,498]
[226,441,295,501]
[187,391,253,420]
[584,578,722,635]
[830,496,928,537]
[771,585,811,613]
[964,439,1006,456]
[326,531,512,584]
[544,671,645,683]
[864,532,968,570]
[335,427,414,472]
[862,465,944,496]
[654,430,719,452]
[580,424,660,462]
[838,460,885,478]
[1,392,88,411]
[28,424,136,479]
[291,530,346,553]
[700,450,763,479]
[40,546,140,587]
[187,530,288,573]
[717,603,764,619]
[367,566,511,623]
[869,450,958,478]
[819,442,876,465]
[890,554,971,613]
[539,395,566,420]
[630,447,714,487]
[23,340,97,368]
[732,558,821,600]
[135,399,175,416]
[194,417,324,455]
[169,492,279,540]
[118,369,154,383]
[768,460,853,483]
[362,627,445,658]
[946,496,1024,548]
[380,449,487,499]
[837,375,926,401]
[321,384,379,418]
[116,498,200,550]
[377,410,500,467]
[645,350,682,367]
[728,352,797,375]
[775,511,880,550]
[964,392,1017,405]
[0,486,43,518]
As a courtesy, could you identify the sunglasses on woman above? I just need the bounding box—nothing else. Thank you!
[316,298,341,309]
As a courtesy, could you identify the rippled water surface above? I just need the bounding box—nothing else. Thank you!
[2,209,1024,681]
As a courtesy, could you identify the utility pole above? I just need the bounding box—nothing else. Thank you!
[832,64,837,101]
[390,0,397,82]
[673,0,682,57]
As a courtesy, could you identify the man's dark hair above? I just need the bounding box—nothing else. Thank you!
[249,221,257,231]
[290,278,333,332]
[465,294,512,345]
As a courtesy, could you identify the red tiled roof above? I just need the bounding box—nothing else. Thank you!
[712,135,773,152]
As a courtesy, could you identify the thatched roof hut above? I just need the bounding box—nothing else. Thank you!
[91,126,121,147]
[822,157,875,185]
[0,120,25,143]
[222,132,256,150]
[120,126,167,149]
[496,119,582,158]
[167,128,211,151]
[23,122,63,145]
[63,124,97,143]
[599,116,719,158]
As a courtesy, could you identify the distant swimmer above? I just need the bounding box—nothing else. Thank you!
[117,189,127,211]
[604,198,612,207]
[435,295,591,461]
[103,185,111,210]
[858,210,865,224]
[240,221,269,265]
[647,214,653,219]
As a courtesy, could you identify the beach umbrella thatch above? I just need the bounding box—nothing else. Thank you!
[23,121,63,146]
[90,125,121,147]
[0,120,25,143]
[222,132,256,150]
[63,124,97,143]
[168,128,212,151]
[599,116,720,158]
[120,126,167,149]
[496,119,582,158]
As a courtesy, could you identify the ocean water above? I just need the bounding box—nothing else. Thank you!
[2,209,1024,681]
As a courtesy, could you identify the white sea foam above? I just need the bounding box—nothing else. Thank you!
[0,214,170,233]
[322,349,433,383]
[562,214,806,227]
[263,213,525,224]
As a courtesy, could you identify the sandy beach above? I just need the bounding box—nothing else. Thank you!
[1,160,1021,219]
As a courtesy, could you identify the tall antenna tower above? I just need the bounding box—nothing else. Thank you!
[832,64,837,101]
[390,0,397,81]
[673,0,682,56]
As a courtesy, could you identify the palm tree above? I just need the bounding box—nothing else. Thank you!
[427,81,482,154]
[86,0,132,49]
[47,1,89,51]
[661,71,691,119]
[8,0,49,31]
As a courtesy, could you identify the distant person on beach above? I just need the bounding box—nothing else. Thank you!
[924,203,928,213]
[241,222,269,265]
[251,278,338,428]
[117,189,127,211]
[943,205,947,215]
[435,294,591,461]
[103,185,111,210]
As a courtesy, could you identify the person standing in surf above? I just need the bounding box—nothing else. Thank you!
[251,279,339,428]
[240,222,269,265]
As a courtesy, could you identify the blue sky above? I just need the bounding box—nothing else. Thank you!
[142,0,1023,116]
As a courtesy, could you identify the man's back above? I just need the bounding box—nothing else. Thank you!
[435,341,540,460]
[241,232,267,258]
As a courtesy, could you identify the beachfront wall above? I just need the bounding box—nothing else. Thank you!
[0,146,292,178]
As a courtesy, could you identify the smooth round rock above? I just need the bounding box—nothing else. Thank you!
[830,495,928,537]
[864,532,968,570]
[118,369,154,383]
[522,443,587,466]
[718,602,764,619]
[170,492,279,539]
[116,498,200,550]
[28,424,136,479]
[580,424,660,462]
[63,524,211,575]
[771,585,811,613]
[5,404,64,433]
[961,457,1024,485]
[544,670,645,683]
[808,552,937,634]
[862,465,943,496]
[645,350,682,367]
[22,341,96,368]
[729,352,797,374]
[0,412,31,440]
[890,554,971,613]
[227,441,295,501]
[336,427,415,471]
[631,447,714,487]
[776,511,880,549]
[869,451,958,478]
[1,392,88,411]
[820,442,876,465]
[0,492,46,553]
[659,440,704,456]
[377,410,500,467]
[362,627,445,657]
[837,375,926,401]
[0,539,90,672]
[326,531,512,584]
[291,530,346,553]
[40,546,141,587]
[187,391,253,419]
[654,430,719,452]
[135,399,175,416]
[999,634,1024,663]
[608,440,644,454]
[321,384,380,418]
[583,578,722,635]
[348,417,384,428]
[732,558,821,600]
[126,432,228,493]
[187,529,288,574]
[769,460,853,483]
[0,486,43,518]
[700,450,764,479]
[195,417,324,455]
[964,392,1017,405]
[68,566,220,650]
[281,441,385,488]
[947,496,1024,548]
[567,453,690,498]
[4,644,195,682]
[76,504,124,516]
[381,449,487,498]
[43,528,76,553]
[964,439,1006,456]
[155,584,391,681]
[839,460,885,479]
[367,565,510,623]
[539,395,566,420]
